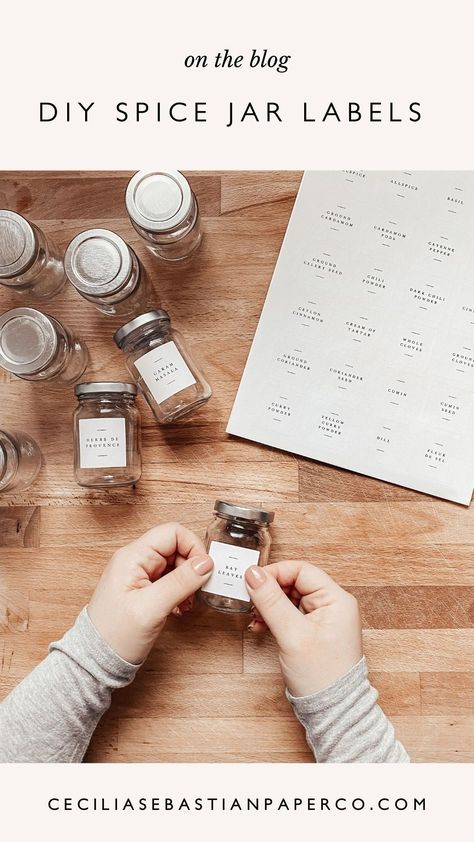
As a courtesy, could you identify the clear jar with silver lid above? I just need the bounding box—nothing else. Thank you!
[200,500,275,613]
[0,307,88,385]
[114,309,211,424]
[64,228,153,317]
[125,170,202,262]
[0,210,66,299]
[0,429,42,494]
[73,382,141,488]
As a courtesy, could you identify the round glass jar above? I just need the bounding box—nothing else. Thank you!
[0,210,66,299]
[114,309,211,424]
[0,307,89,385]
[200,500,275,613]
[64,228,153,317]
[125,170,202,262]
[73,382,141,488]
[0,429,42,494]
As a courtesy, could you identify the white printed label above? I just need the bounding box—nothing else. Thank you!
[201,540,260,603]
[79,417,127,469]
[135,341,196,404]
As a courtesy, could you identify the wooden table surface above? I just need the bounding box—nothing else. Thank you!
[0,171,472,763]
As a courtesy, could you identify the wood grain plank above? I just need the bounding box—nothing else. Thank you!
[114,716,311,761]
[420,673,474,715]
[146,627,243,675]
[243,629,474,673]
[352,586,474,628]
[391,716,474,762]
[0,507,40,547]
[221,172,302,215]
[114,673,291,718]
[0,173,221,219]
[299,461,440,502]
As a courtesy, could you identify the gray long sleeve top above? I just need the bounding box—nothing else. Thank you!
[0,609,409,763]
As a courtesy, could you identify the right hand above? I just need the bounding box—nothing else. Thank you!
[244,560,363,697]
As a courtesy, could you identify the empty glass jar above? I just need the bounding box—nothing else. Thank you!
[114,309,211,423]
[0,210,66,299]
[73,382,141,487]
[0,307,88,385]
[125,170,202,261]
[64,228,153,316]
[0,429,42,494]
[200,500,275,613]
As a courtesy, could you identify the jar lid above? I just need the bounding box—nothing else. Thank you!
[214,500,275,525]
[0,210,38,279]
[113,309,170,348]
[125,171,193,233]
[0,307,57,375]
[75,381,137,397]
[64,229,134,296]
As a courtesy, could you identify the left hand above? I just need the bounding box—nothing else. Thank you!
[88,522,213,664]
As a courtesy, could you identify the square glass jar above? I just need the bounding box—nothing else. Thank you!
[200,500,275,613]
[73,382,141,487]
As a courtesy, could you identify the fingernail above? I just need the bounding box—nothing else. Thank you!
[191,556,213,575]
[245,565,266,589]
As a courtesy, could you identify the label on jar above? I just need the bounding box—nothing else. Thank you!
[134,341,196,404]
[201,540,261,603]
[79,418,127,469]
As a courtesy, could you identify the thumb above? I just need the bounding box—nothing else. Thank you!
[144,555,214,618]
[245,565,303,647]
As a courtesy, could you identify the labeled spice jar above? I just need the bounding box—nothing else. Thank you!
[0,210,66,299]
[0,429,42,494]
[200,500,275,613]
[73,382,141,487]
[114,309,211,424]
[0,307,88,385]
[64,229,152,316]
[125,170,202,261]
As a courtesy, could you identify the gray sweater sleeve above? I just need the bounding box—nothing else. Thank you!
[0,608,140,762]
[287,656,410,762]
[0,612,408,764]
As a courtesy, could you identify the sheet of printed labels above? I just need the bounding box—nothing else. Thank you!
[227,171,474,504]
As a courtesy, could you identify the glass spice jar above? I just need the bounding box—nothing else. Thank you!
[200,500,275,613]
[125,170,202,261]
[64,228,153,317]
[114,309,211,424]
[0,307,88,385]
[0,429,42,494]
[73,382,141,488]
[0,210,66,299]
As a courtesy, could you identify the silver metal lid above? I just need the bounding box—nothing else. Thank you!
[125,171,193,233]
[0,307,57,375]
[75,381,137,397]
[0,210,38,279]
[64,229,134,296]
[113,309,170,348]
[214,500,275,525]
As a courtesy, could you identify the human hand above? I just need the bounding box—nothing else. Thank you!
[244,561,362,697]
[88,522,213,665]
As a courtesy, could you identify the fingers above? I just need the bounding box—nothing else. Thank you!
[142,555,214,618]
[244,565,304,647]
[128,522,208,579]
[263,560,345,602]
[140,522,207,560]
